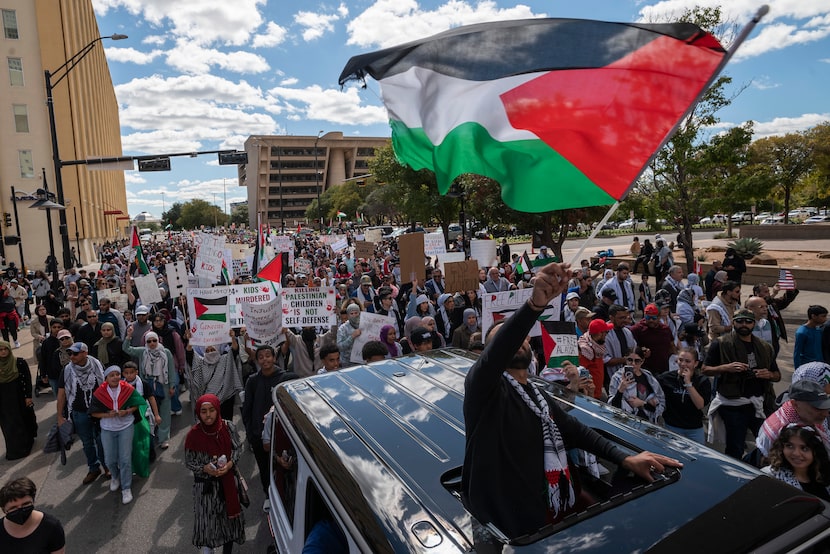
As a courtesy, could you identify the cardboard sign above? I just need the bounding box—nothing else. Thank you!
[424,232,447,257]
[187,287,231,346]
[293,257,313,276]
[134,273,163,305]
[481,288,561,338]
[165,261,189,296]
[350,312,394,364]
[397,232,425,282]
[364,229,382,243]
[443,260,481,294]
[354,241,375,259]
[242,297,282,343]
[280,286,338,327]
[470,239,497,268]
[195,233,226,280]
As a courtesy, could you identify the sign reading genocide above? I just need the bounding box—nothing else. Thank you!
[354,241,375,259]
[280,287,338,327]
[443,260,480,293]
[187,287,231,347]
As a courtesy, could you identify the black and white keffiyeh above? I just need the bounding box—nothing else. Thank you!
[504,372,575,516]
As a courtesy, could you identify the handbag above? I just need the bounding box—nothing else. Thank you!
[234,466,250,508]
[150,378,166,401]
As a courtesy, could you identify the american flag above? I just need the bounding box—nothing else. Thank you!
[777,269,796,290]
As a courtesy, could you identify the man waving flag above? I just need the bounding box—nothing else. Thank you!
[339,16,759,213]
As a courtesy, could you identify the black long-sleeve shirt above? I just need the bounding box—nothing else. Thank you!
[462,302,628,538]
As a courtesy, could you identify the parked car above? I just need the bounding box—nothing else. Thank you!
[761,215,786,225]
[804,215,830,224]
[617,218,647,230]
[789,208,814,222]
[698,214,727,225]
[266,349,830,553]
[731,211,754,223]
[447,223,463,242]
[754,211,772,222]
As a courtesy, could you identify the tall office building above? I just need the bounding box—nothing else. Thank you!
[0,0,127,272]
[241,132,389,230]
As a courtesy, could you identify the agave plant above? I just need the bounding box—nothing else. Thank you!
[727,237,764,259]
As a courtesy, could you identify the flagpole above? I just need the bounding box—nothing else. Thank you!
[568,202,620,266]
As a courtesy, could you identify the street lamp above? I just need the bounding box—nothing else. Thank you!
[30,169,66,289]
[314,131,324,232]
[8,187,31,273]
[72,206,82,267]
[45,33,127,272]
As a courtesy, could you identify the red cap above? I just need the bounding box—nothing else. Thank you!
[588,319,613,335]
[644,303,659,316]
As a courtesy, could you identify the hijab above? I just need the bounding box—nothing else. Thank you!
[379,324,398,358]
[0,340,17,384]
[404,316,422,340]
[463,308,479,332]
[95,322,117,366]
[141,331,169,384]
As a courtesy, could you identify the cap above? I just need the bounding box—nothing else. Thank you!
[682,322,704,337]
[733,308,755,322]
[68,342,88,353]
[588,319,613,335]
[566,291,580,301]
[10,279,17,283]
[135,305,150,315]
[789,380,830,410]
[410,328,433,345]
[360,275,372,285]
[601,288,617,299]
[574,307,594,320]
[79,279,89,286]
[644,304,659,316]
[56,330,72,339]
[540,245,548,250]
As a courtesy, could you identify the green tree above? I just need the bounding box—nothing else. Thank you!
[748,132,814,224]
[177,199,227,229]
[229,203,248,227]
[161,202,183,228]
[805,122,830,203]
[136,221,161,232]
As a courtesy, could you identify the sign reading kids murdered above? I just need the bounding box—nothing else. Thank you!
[280,287,338,327]
[481,288,561,338]
[187,287,231,346]
[228,283,277,328]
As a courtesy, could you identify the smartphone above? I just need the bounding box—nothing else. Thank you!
[624,365,634,380]
[578,367,591,380]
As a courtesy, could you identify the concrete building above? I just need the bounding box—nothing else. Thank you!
[0,0,127,272]
[240,132,389,230]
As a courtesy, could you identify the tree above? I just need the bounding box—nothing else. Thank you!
[161,202,183,228]
[176,199,227,230]
[748,133,814,224]
[229,203,248,227]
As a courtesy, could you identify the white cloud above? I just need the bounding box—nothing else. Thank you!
[346,0,545,49]
[294,10,341,41]
[822,58,830,63]
[124,173,146,185]
[252,22,288,48]
[337,3,349,17]
[142,35,167,46]
[164,39,270,74]
[104,47,165,65]
[280,77,299,86]
[750,76,780,90]
[268,84,388,125]
[751,113,830,138]
[735,23,830,60]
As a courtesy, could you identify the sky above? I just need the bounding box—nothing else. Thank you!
[90,0,830,219]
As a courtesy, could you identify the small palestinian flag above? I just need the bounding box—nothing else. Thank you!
[193,296,228,322]
[339,19,727,213]
[515,251,533,275]
[219,255,231,285]
[130,226,150,275]
[540,321,579,368]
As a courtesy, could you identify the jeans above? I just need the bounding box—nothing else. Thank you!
[249,436,270,492]
[72,410,105,472]
[665,424,705,444]
[101,425,134,490]
[49,378,59,397]
[718,404,762,460]
[170,383,182,414]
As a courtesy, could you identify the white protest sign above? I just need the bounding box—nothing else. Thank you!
[109,293,129,311]
[231,259,251,280]
[242,297,282,343]
[280,287,337,327]
[424,232,447,257]
[165,261,189,296]
[134,273,163,305]
[350,312,394,364]
[438,252,466,265]
[195,233,226,280]
[228,283,277,328]
[365,229,382,243]
[470,239,497,268]
[271,236,295,269]
[293,257,312,276]
[95,287,120,302]
[481,288,561,338]
[330,237,348,252]
[187,287,231,346]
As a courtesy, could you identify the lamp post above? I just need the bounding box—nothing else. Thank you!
[72,206,82,267]
[314,131,324,232]
[31,169,66,289]
[9,187,26,273]
[45,33,127,273]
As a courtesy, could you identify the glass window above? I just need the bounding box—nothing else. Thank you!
[2,10,18,40]
[18,150,33,178]
[271,416,298,526]
[13,104,28,132]
[8,57,23,86]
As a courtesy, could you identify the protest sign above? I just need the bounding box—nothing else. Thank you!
[350,312,394,364]
[231,259,251,280]
[354,241,374,259]
[187,287,231,346]
[481,288,561,338]
[424,232,447,257]
[280,287,338,327]
[330,237,349,252]
[165,261,189,296]
[540,321,579,368]
[470,239,497,268]
[134,273,163,305]
[109,293,129,311]
[228,283,277,328]
[443,260,480,293]
[195,233,226,281]
[397,232,425,282]
[271,236,295,269]
[293,257,312,276]
[438,252,466,265]
[242,297,282,343]
[95,287,120,302]
[364,229,382,243]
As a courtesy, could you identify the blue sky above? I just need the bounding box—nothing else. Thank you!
[90,0,830,219]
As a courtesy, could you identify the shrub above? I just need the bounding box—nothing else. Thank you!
[727,237,764,259]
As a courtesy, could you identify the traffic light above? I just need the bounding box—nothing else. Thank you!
[3,213,11,227]
[137,157,171,172]
[218,151,248,165]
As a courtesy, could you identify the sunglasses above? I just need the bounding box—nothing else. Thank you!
[146,339,158,343]
[625,357,644,364]
[59,337,72,341]
[644,315,658,321]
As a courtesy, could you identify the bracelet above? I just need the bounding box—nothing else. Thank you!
[683,383,693,388]
[527,298,547,311]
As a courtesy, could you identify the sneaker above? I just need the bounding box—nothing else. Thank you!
[263,499,270,512]
[160,442,170,450]
[171,410,182,416]
[121,489,133,504]
[82,467,102,485]
[13,340,20,348]
[110,478,120,492]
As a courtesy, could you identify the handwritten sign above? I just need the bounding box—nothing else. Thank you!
[354,241,375,259]
[481,288,561,338]
[397,232,425,282]
[271,236,295,269]
[350,312,394,364]
[231,259,251,280]
[165,261,189,296]
[187,287,231,347]
[541,321,579,368]
[424,232,447,257]
[330,237,349,252]
[293,257,312,276]
[280,287,338,327]
[365,229,382,243]
[443,260,480,293]
[470,239,497,268]
[134,273,162,305]
[242,297,282,343]
[228,283,277,328]
[195,233,226,280]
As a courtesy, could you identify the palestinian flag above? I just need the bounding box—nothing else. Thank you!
[193,296,228,322]
[540,321,579,368]
[252,214,266,277]
[219,255,231,285]
[339,19,727,213]
[257,252,284,284]
[130,226,150,275]
[515,251,533,275]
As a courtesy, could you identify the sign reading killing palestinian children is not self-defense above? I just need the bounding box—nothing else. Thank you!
[280,287,338,327]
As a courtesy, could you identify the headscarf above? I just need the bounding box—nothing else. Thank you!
[463,308,479,332]
[677,288,696,308]
[0,340,17,384]
[95,322,117,366]
[141,331,169,384]
[404,316,422,340]
[379,324,398,358]
[686,274,700,287]
[714,270,728,283]
[184,394,240,518]
[792,362,830,387]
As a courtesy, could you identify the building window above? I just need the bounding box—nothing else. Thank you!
[18,150,33,178]
[8,57,23,86]
[2,9,18,40]
[13,104,28,132]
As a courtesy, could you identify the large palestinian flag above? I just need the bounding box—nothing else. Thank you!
[339,18,727,212]
[193,296,228,322]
